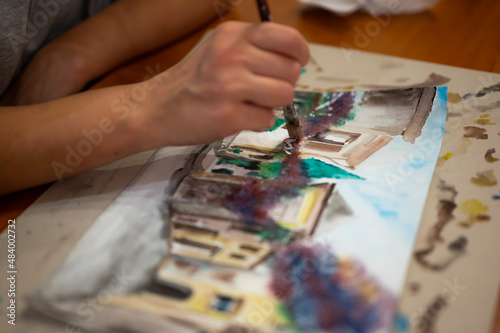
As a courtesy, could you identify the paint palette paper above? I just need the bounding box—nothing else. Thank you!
[27,86,448,333]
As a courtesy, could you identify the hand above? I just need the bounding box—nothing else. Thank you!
[135,21,310,148]
[2,44,90,106]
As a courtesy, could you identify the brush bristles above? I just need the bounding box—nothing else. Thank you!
[286,123,304,140]
[283,103,303,140]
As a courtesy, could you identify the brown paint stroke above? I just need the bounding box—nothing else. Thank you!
[408,282,421,295]
[362,73,450,90]
[416,295,449,333]
[345,136,393,167]
[458,215,491,228]
[309,56,324,73]
[211,271,236,283]
[485,148,499,163]
[414,181,467,271]
[470,169,498,187]
[447,92,463,104]
[463,126,488,140]
[403,87,436,143]
[316,86,356,92]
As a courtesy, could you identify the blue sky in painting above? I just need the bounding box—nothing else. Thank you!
[315,87,448,294]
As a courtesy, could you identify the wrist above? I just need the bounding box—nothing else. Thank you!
[109,80,167,153]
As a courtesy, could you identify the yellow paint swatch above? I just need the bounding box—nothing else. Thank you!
[460,199,488,216]
[458,199,490,228]
[442,153,452,160]
[471,169,498,187]
[475,118,496,125]
[436,153,452,167]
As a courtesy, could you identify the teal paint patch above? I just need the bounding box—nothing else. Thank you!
[232,149,243,154]
[259,225,291,242]
[216,158,259,170]
[221,157,362,181]
[258,159,362,180]
[266,118,286,132]
[301,68,307,74]
[273,152,285,160]
[335,107,357,127]
[211,168,234,175]
[257,162,282,179]
[300,158,364,180]
[393,312,410,332]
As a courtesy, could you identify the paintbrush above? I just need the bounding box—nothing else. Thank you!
[255,0,304,139]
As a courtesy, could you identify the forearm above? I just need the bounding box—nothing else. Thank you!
[0,21,310,195]
[0,84,149,195]
[47,0,219,83]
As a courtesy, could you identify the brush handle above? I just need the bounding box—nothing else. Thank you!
[256,0,272,22]
[255,0,302,139]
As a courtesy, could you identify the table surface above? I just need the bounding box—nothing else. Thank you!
[0,0,499,331]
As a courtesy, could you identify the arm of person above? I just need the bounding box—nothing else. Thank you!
[5,0,222,105]
[0,22,310,195]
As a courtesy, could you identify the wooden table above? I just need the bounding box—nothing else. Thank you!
[1,0,499,331]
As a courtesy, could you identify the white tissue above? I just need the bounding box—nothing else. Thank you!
[299,0,439,15]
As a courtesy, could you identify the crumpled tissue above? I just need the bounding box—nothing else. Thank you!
[298,0,439,16]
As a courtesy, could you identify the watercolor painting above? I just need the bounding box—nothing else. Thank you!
[30,86,447,333]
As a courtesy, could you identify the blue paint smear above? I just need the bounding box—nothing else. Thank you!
[377,209,398,219]
[393,312,410,332]
[493,195,500,200]
[462,93,472,100]
[270,244,394,332]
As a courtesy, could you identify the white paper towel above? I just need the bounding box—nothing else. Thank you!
[299,0,439,16]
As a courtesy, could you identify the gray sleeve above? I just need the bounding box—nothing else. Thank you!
[0,0,114,99]
[0,0,31,98]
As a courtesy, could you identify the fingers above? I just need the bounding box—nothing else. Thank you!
[231,103,276,133]
[152,21,308,146]
[194,22,306,107]
[246,22,310,66]
[241,75,295,108]
[197,68,294,109]
[244,47,302,84]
